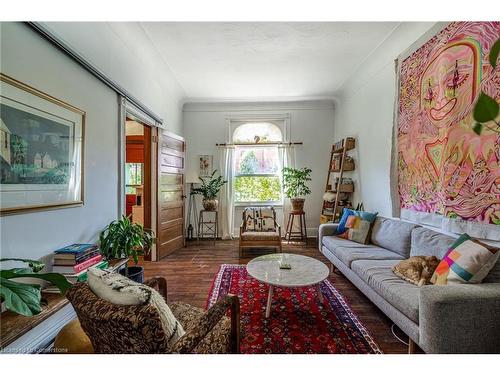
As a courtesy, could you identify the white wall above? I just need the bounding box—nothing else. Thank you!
[183,100,335,237]
[0,22,184,265]
[41,22,186,135]
[334,22,436,217]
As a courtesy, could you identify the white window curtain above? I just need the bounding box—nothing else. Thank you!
[219,146,235,239]
[278,144,296,227]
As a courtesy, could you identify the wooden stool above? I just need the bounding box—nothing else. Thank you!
[285,211,307,244]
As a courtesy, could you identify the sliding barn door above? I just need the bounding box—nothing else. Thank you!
[156,130,185,259]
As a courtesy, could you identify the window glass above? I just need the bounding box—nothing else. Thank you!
[234,147,279,175]
[234,147,281,203]
[125,163,143,194]
[234,175,281,202]
[232,122,283,203]
[232,122,282,143]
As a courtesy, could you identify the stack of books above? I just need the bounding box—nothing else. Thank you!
[52,243,108,284]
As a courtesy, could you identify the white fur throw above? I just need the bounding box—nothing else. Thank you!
[88,268,185,348]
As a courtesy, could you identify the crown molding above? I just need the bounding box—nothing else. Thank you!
[182,97,338,112]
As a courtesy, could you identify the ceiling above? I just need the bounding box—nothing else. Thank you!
[138,22,399,100]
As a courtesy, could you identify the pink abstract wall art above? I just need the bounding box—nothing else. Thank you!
[398,22,500,225]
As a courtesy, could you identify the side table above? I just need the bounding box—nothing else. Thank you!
[285,211,307,244]
[198,210,218,245]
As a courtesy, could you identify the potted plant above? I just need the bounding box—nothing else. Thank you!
[283,167,312,213]
[191,170,227,211]
[0,258,72,316]
[99,215,155,283]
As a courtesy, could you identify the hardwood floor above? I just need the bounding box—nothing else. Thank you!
[141,239,410,354]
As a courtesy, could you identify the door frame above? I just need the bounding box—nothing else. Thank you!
[119,97,162,261]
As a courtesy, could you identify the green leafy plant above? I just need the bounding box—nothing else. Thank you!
[191,170,227,200]
[472,37,500,134]
[0,258,72,316]
[282,167,312,199]
[234,175,281,202]
[99,215,155,264]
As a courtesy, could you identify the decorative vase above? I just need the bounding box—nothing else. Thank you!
[291,198,305,213]
[202,198,218,211]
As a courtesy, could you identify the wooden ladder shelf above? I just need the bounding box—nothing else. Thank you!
[320,137,356,224]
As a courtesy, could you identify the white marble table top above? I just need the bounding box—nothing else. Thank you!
[246,253,329,288]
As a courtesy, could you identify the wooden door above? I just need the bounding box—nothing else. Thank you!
[156,130,185,259]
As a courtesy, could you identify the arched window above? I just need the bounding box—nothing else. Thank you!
[232,122,283,204]
[232,122,282,144]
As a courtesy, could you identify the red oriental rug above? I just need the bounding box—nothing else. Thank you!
[206,264,382,354]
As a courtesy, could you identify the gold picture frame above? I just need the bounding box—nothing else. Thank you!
[0,74,85,215]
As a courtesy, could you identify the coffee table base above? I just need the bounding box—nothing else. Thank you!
[265,283,324,318]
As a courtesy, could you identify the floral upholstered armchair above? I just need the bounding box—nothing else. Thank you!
[239,206,282,256]
[65,277,240,354]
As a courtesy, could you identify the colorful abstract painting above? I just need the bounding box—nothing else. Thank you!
[397,22,500,229]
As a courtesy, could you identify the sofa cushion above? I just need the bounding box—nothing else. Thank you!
[410,227,457,258]
[370,217,420,258]
[351,259,420,323]
[483,257,500,283]
[325,245,404,268]
[322,235,377,250]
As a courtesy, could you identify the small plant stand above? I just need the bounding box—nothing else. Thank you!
[198,210,218,246]
[285,211,307,244]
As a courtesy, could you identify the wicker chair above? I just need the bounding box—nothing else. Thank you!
[65,277,240,354]
[239,206,282,256]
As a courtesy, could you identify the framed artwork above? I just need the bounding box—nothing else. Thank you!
[199,155,213,177]
[0,74,85,215]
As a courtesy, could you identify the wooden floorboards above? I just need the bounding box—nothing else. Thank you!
[141,239,409,354]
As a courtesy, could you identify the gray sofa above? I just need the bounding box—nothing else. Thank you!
[319,216,500,354]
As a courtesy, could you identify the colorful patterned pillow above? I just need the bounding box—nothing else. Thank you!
[338,215,372,244]
[244,207,276,232]
[430,234,500,285]
[336,208,378,235]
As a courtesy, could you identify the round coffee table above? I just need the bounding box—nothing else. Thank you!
[246,253,329,318]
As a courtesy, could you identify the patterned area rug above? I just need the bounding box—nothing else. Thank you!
[206,264,382,354]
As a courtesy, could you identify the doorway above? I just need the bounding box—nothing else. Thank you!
[124,118,152,260]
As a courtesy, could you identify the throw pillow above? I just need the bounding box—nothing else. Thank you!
[338,215,372,244]
[87,268,185,348]
[393,256,440,286]
[244,207,276,232]
[430,233,500,285]
[336,208,378,235]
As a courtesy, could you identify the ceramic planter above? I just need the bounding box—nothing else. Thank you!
[119,266,144,283]
[202,198,218,211]
[291,198,305,213]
